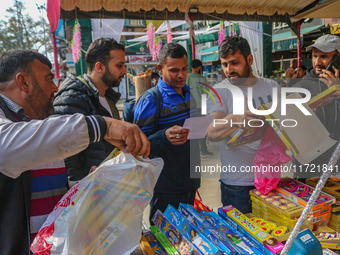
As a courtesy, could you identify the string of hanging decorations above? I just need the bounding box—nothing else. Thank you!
[71,20,82,63]
[167,21,173,43]
[147,21,164,60]
[218,21,242,46]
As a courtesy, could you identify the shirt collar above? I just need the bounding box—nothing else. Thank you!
[157,77,190,95]
[0,94,30,121]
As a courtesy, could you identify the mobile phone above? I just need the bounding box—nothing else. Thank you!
[326,55,340,73]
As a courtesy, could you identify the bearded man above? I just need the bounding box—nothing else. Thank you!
[53,38,127,182]
[207,36,280,213]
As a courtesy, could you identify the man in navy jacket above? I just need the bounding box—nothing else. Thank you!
[134,43,200,224]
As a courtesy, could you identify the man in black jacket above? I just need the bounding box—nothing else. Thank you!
[54,38,127,182]
[293,34,340,179]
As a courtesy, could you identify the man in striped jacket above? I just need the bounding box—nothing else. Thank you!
[0,49,149,255]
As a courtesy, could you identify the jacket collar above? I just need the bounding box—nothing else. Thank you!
[304,68,320,79]
[0,94,30,121]
[157,77,190,95]
[83,74,121,104]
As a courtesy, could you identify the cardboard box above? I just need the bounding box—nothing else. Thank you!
[315,231,340,250]
[261,93,337,163]
[330,212,340,225]
[220,205,284,255]
[275,178,336,212]
[329,222,340,232]
[225,90,339,162]
[306,178,340,201]
[163,205,221,255]
[246,213,292,243]
[250,189,303,218]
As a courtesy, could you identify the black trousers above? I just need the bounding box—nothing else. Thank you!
[149,189,197,225]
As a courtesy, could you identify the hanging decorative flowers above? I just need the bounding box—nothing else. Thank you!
[71,20,82,63]
[218,21,226,46]
[147,21,163,61]
[226,23,241,37]
[146,22,156,60]
[166,21,173,43]
[155,38,162,60]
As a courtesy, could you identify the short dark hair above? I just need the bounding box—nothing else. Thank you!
[191,59,203,68]
[298,65,307,71]
[85,37,125,72]
[158,43,188,66]
[151,72,160,79]
[218,36,251,60]
[0,49,52,83]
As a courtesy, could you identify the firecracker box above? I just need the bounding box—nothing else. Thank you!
[250,189,303,218]
[306,178,340,201]
[275,178,335,212]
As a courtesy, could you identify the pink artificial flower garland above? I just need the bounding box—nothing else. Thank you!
[72,20,82,63]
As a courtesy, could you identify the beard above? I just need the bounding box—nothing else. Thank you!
[227,63,251,86]
[101,68,121,88]
[25,78,54,119]
[314,65,327,75]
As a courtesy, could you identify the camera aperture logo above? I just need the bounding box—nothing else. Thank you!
[200,82,312,129]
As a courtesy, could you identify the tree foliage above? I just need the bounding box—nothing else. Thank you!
[0,1,52,55]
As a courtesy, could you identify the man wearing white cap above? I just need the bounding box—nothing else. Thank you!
[293,34,340,179]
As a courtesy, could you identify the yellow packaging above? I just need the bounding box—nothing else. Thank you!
[331,212,340,225]
[250,189,303,218]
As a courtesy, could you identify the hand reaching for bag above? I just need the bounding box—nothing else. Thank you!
[103,117,150,158]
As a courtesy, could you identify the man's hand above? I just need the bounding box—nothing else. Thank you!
[165,125,190,145]
[320,66,340,88]
[103,117,150,158]
[285,67,295,79]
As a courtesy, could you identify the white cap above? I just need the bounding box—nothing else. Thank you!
[306,34,340,53]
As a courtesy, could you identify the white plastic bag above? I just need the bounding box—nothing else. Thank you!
[31,152,163,255]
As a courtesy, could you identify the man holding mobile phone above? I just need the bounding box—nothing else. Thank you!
[293,34,340,180]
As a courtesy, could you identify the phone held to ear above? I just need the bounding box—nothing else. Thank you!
[326,55,340,73]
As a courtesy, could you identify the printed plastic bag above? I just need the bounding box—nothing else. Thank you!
[254,126,293,194]
[31,152,164,255]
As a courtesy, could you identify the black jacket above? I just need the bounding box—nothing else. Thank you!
[53,74,121,181]
[293,69,340,174]
[0,97,31,255]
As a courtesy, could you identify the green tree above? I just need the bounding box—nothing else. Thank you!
[0,1,52,55]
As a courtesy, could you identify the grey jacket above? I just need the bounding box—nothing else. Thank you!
[293,68,340,173]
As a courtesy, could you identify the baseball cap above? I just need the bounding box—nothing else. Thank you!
[306,34,340,53]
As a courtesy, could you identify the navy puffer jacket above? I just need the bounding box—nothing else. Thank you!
[53,74,121,181]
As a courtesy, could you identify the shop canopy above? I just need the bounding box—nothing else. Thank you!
[60,0,319,22]
[291,0,340,21]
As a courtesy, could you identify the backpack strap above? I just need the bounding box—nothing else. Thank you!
[148,86,162,132]
[134,86,163,133]
[77,76,90,89]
